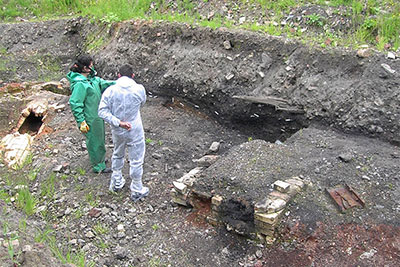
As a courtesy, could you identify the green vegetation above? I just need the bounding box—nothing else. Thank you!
[35,228,93,267]
[0,0,399,50]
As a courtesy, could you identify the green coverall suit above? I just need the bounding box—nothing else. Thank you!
[67,71,115,173]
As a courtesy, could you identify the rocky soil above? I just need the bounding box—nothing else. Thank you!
[0,2,400,266]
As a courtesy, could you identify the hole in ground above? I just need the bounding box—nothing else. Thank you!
[18,112,43,135]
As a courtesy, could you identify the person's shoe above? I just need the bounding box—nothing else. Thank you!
[130,187,149,202]
[101,167,112,174]
[109,178,125,193]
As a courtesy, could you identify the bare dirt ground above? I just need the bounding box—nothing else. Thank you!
[0,2,400,266]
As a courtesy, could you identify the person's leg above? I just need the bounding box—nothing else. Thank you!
[127,138,147,198]
[110,131,126,191]
[86,118,107,173]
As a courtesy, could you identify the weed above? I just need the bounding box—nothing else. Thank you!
[145,138,154,145]
[16,187,37,216]
[305,14,325,27]
[95,238,109,251]
[18,218,27,232]
[152,224,159,231]
[85,191,98,207]
[77,167,86,176]
[40,172,57,200]
[248,137,253,142]
[28,167,40,181]
[35,227,90,267]
[93,222,109,235]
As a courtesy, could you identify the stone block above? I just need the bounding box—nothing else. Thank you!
[269,191,291,202]
[254,209,284,225]
[273,180,291,193]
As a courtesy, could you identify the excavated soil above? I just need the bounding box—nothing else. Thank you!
[0,12,399,267]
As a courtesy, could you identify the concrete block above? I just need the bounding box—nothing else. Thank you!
[273,180,291,193]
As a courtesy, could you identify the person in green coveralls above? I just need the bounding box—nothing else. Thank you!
[67,55,115,173]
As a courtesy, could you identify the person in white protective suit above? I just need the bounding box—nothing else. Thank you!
[98,64,149,202]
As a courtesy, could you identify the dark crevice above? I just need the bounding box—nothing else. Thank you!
[18,112,43,135]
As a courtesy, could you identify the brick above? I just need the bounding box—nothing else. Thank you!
[273,180,291,193]
[286,177,305,189]
[254,198,272,213]
[269,191,292,202]
[254,219,275,231]
[254,209,284,225]
[255,227,275,237]
[255,198,286,213]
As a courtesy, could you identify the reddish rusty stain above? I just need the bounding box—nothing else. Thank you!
[185,198,211,229]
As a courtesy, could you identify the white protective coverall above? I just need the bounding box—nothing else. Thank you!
[98,76,147,195]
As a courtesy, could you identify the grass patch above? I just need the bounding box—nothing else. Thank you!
[1,0,400,50]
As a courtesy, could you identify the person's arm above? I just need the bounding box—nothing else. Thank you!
[69,82,87,125]
[98,77,116,93]
[98,87,121,128]
[139,84,147,107]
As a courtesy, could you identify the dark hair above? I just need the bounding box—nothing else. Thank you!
[70,55,93,73]
[119,64,133,77]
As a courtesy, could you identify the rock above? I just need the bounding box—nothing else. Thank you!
[115,246,128,260]
[357,48,372,58]
[381,63,396,74]
[209,141,220,153]
[52,165,63,172]
[117,224,124,232]
[256,250,263,258]
[223,40,232,50]
[387,52,396,59]
[338,153,353,162]
[359,248,377,259]
[152,153,162,159]
[225,73,235,80]
[85,231,95,238]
